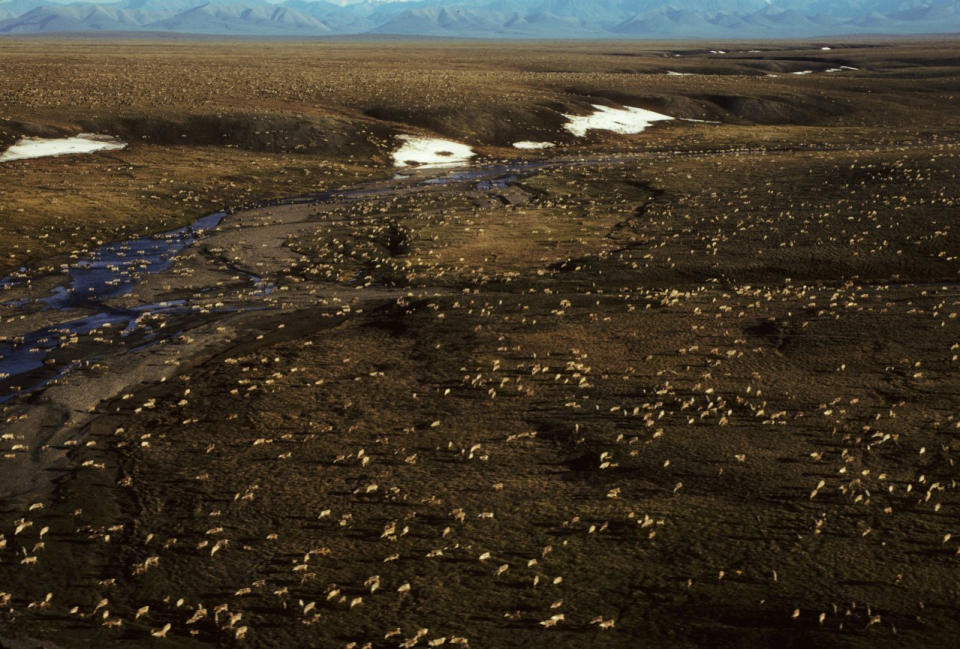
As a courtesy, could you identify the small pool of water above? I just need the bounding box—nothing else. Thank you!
[0,211,226,401]
[41,211,225,311]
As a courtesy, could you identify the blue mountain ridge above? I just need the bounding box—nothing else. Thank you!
[0,0,957,37]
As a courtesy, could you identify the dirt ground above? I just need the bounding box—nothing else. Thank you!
[1,39,959,649]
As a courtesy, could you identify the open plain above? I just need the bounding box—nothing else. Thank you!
[1,38,960,649]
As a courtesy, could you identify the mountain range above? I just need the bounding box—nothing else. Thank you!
[0,0,958,38]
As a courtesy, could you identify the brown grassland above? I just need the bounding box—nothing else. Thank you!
[0,38,960,649]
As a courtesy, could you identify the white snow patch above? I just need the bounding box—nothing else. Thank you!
[841,65,859,71]
[791,70,813,75]
[0,134,126,162]
[392,135,475,168]
[821,46,832,50]
[513,141,556,150]
[563,105,674,138]
[666,70,693,76]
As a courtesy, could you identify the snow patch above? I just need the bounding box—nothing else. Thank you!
[513,141,555,150]
[0,134,126,162]
[666,70,693,76]
[563,105,674,138]
[392,135,475,168]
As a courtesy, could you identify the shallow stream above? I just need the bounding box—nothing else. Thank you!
[0,159,554,402]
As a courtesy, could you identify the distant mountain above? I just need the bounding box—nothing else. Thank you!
[0,5,126,31]
[1,0,959,37]
[506,11,602,37]
[0,0,58,14]
[368,6,604,37]
[121,0,222,11]
[370,6,506,35]
[147,3,333,34]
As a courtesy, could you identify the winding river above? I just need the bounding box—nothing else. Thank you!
[0,159,552,403]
